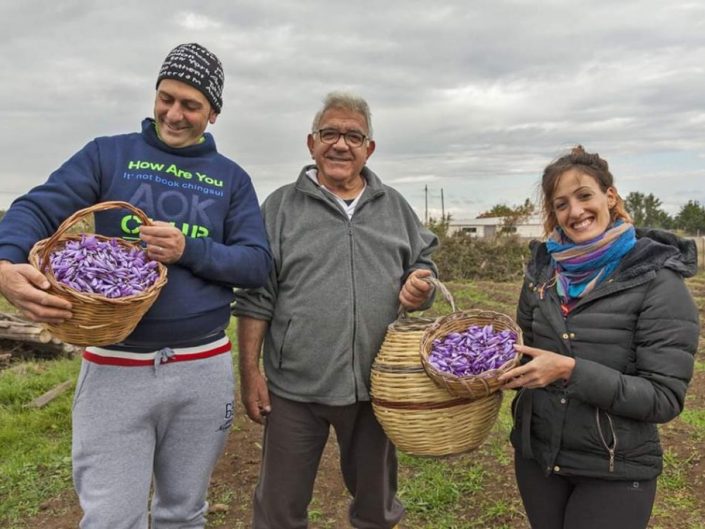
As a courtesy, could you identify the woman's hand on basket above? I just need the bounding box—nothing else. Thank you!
[0,261,72,323]
[139,222,185,264]
[240,367,272,425]
[498,344,575,389]
[399,269,435,311]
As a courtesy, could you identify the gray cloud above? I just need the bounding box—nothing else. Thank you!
[1,0,704,220]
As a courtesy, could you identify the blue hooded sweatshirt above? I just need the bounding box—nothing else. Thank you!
[0,118,271,350]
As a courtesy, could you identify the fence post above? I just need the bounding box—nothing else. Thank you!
[693,236,705,272]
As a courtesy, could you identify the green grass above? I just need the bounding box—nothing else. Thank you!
[203,486,235,527]
[0,357,80,524]
[695,360,705,373]
[0,296,14,312]
[650,450,701,529]
[659,450,694,492]
[680,407,705,438]
[307,498,331,527]
[485,398,514,466]
[398,450,523,529]
[423,281,517,317]
[398,454,486,514]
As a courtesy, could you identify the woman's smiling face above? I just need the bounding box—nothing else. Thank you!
[552,168,617,243]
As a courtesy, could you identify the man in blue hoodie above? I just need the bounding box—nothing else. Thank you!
[0,43,271,529]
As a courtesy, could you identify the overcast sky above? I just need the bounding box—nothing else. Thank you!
[1,0,704,221]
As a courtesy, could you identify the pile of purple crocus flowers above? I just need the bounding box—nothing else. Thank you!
[50,235,159,298]
[427,324,517,377]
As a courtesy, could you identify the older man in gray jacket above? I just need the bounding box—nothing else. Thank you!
[233,91,438,529]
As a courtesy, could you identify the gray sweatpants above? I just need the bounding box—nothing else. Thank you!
[252,393,404,529]
[72,351,234,529]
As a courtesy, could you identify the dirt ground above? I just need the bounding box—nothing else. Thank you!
[20,372,705,529]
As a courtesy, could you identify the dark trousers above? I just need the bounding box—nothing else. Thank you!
[252,393,404,529]
[515,453,657,529]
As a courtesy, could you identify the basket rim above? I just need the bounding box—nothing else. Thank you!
[29,233,167,305]
[418,309,523,383]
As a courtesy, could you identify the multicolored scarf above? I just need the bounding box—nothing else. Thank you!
[546,221,637,309]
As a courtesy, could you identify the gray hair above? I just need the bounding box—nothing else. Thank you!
[311,91,373,139]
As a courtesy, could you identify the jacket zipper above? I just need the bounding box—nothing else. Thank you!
[302,179,381,402]
[595,408,618,472]
[348,222,358,400]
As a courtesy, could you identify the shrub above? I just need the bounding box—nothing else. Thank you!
[433,233,531,282]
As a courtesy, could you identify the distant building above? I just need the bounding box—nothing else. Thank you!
[448,214,544,239]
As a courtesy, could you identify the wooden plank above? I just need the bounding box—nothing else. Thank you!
[26,380,73,408]
[0,313,53,343]
[0,324,53,343]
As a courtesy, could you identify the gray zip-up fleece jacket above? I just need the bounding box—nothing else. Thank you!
[232,165,439,405]
[511,228,699,480]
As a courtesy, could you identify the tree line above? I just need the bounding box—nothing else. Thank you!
[470,193,705,236]
[623,193,705,234]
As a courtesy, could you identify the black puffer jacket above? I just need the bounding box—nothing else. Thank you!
[510,229,699,480]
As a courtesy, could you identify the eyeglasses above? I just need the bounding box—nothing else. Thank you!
[314,128,368,148]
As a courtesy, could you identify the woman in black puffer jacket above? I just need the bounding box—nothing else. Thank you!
[498,145,699,529]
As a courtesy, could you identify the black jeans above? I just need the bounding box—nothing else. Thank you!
[515,453,657,529]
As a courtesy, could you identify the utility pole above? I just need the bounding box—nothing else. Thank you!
[424,184,428,225]
[441,188,445,221]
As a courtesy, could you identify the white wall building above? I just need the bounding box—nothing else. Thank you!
[448,215,544,239]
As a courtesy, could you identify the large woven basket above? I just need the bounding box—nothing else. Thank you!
[28,201,168,346]
[370,280,503,456]
[419,309,523,400]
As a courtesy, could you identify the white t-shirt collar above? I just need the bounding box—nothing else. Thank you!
[306,168,366,220]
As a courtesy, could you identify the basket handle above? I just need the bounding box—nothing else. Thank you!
[39,201,153,272]
[398,276,456,319]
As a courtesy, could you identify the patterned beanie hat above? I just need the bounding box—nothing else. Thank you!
[156,43,224,113]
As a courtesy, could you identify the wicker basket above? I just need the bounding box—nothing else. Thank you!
[28,201,168,346]
[370,279,503,456]
[419,309,523,400]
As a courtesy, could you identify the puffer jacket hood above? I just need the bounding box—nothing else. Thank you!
[623,228,697,279]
